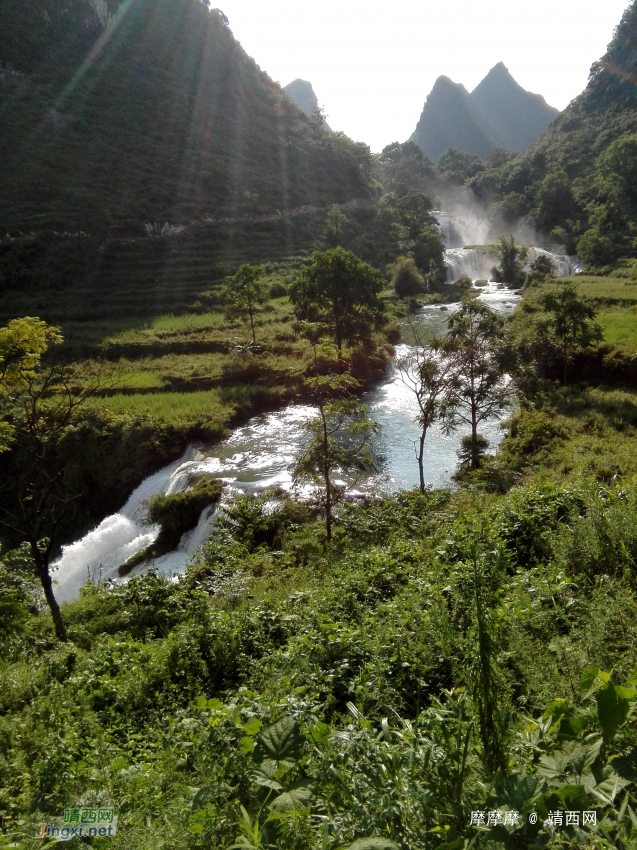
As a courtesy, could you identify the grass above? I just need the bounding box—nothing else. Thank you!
[561,274,637,305]
[110,311,227,343]
[114,369,163,389]
[598,306,637,352]
[99,388,235,431]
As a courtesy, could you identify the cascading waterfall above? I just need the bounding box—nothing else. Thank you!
[436,212,582,282]
[434,211,490,248]
[444,248,495,283]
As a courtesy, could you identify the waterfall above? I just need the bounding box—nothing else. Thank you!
[526,248,583,277]
[436,212,582,282]
[444,248,495,283]
[435,211,490,248]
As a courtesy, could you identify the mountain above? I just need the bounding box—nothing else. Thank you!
[411,65,558,160]
[467,1,637,261]
[0,0,374,231]
[284,79,319,116]
[410,76,498,161]
[470,63,559,154]
[284,79,331,131]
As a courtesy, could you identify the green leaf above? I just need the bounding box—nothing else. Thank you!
[196,696,208,710]
[615,685,637,701]
[208,698,223,710]
[269,782,313,811]
[580,666,611,699]
[591,772,630,805]
[243,717,263,737]
[346,702,371,729]
[596,684,630,739]
[555,784,588,808]
[251,760,282,791]
[309,721,330,744]
[345,840,399,850]
[256,716,304,764]
[239,736,255,754]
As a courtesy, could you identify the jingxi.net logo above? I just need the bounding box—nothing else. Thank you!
[36,807,117,840]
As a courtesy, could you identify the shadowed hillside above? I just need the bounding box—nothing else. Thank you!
[411,65,558,160]
[411,75,498,160]
[0,0,375,231]
[470,62,558,154]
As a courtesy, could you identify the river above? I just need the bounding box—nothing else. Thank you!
[52,217,579,601]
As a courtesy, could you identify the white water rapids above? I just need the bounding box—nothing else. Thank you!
[54,209,578,601]
[435,210,583,283]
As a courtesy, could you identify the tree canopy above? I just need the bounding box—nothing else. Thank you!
[224,264,270,347]
[290,248,386,355]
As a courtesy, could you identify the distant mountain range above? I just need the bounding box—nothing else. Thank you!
[410,63,559,160]
[284,79,331,130]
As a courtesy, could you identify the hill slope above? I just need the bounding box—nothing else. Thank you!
[470,62,559,154]
[411,65,558,160]
[0,0,375,231]
[467,1,637,261]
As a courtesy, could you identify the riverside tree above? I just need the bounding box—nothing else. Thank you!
[0,317,63,452]
[443,298,515,469]
[395,322,455,493]
[0,320,116,640]
[290,248,386,357]
[491,235,528,287]
[291,362,378,542]
[224,264,270,347]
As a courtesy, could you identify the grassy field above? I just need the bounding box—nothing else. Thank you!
[99,388,237,433]
[563,274,637,305]
[598,306,637,352]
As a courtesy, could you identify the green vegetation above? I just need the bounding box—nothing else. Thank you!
[291,365,378,542]
[491,235,528,287]
[224,265,271,347]
[118,477,223,575]
[2,464,637,847]
[0,0,376,231]
[291,249,386,356]
[443,298,514,468]
[2,2,637,846]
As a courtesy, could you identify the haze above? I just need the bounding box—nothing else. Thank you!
[218,0,630,152]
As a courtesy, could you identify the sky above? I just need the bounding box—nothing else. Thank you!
[216,0,631,152]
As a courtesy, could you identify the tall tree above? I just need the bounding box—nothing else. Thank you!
[291,365,378,542]
[224,264,270,347]
[442,299,514,469]
[0,317,63,452]
[395,322,455,493]
[538,285,604,385]
[290,248,386,357]
[0,321,115,640]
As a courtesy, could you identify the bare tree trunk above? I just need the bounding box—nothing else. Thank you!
[249,305,256,346]
[39,566,67,641]
[322,409,332,543]
[418,428,426,494]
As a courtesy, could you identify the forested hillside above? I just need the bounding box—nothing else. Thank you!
[467,0,637,264]
[0,0,376,231]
